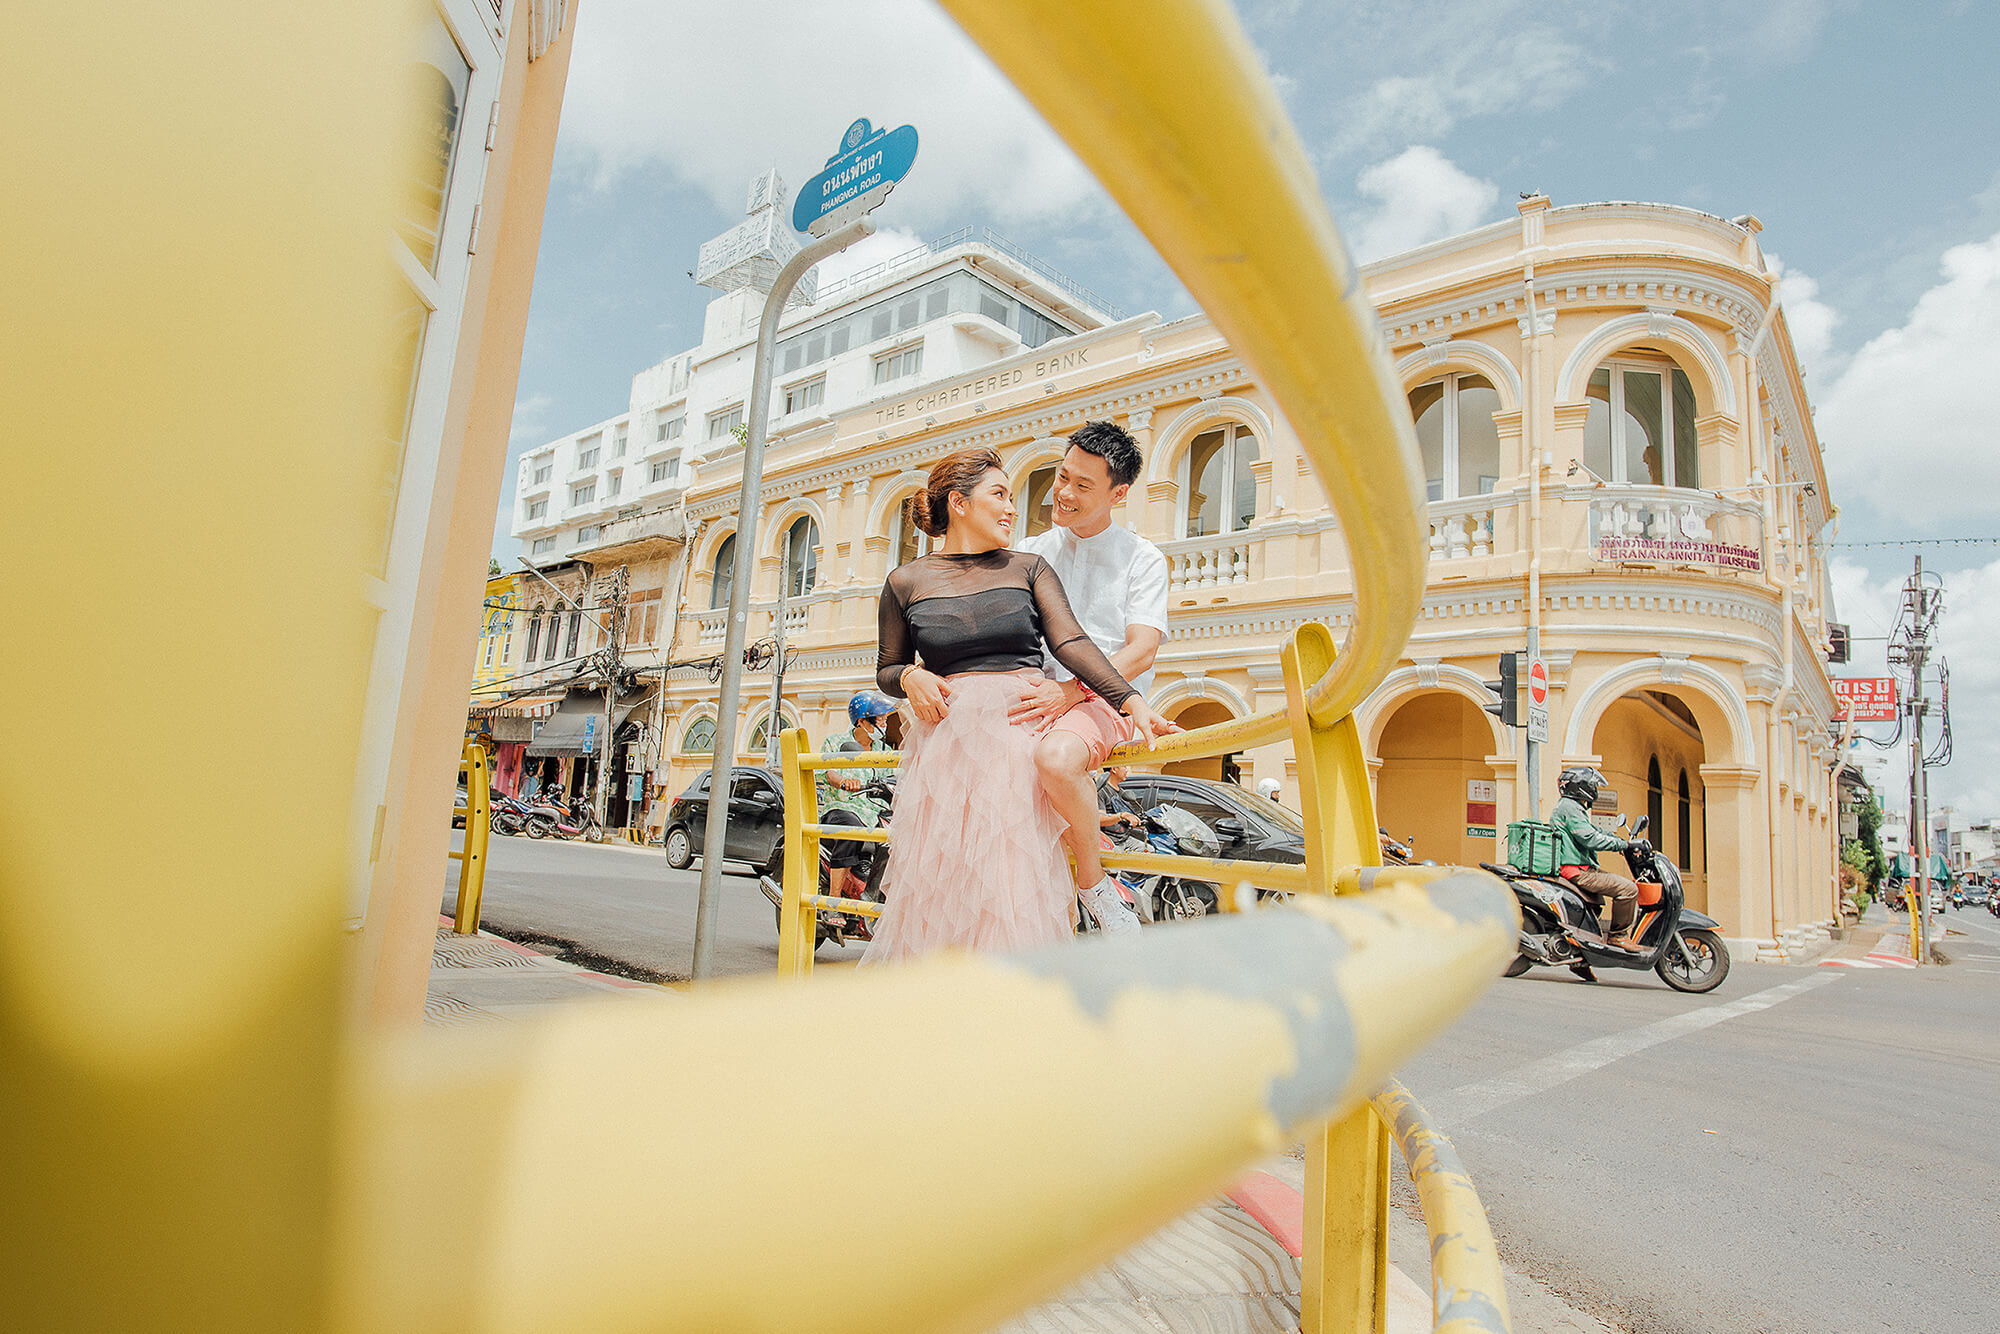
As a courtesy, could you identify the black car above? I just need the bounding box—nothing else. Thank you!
[661,765,787,877]
[1106,771,1307,913]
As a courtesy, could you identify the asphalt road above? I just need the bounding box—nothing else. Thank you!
[441,828,867,980]
[442,841,1999,1330]
[1389,901,2000,1334]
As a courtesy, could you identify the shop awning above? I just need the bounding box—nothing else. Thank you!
[525,688,653,758]
[471,691,563,718]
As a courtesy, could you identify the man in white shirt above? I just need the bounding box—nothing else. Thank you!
[1015,420,1173,934]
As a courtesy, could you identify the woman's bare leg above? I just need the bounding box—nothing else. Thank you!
[1035,730,1103,888]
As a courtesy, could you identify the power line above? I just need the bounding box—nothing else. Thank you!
[1832,538,2000,549]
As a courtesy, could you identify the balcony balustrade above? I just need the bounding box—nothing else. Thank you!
[1161,531,1252,597]
[1584,486,1763,572]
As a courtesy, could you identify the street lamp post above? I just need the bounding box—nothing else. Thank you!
[691,215,875,980]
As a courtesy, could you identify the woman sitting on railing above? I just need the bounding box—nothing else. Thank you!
[865,447,1175,963]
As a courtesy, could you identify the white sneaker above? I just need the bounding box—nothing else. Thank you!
[1085,878,1141,935]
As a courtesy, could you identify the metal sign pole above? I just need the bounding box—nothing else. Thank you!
[691,215,875,981]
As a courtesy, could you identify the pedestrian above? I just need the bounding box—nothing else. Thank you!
[863,447,1174,963]
[1008,421,1172,935]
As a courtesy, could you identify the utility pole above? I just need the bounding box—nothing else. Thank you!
[595,565,629,835]
[766,552,790,770]
[1889,554,1942,964]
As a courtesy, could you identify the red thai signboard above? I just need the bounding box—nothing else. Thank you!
[1832,677,1897,722]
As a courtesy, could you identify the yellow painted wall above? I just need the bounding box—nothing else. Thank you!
[1374,695,1498,869]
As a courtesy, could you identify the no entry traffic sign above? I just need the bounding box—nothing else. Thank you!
[1528,657,1548,706]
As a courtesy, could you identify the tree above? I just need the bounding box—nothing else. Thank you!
[1855,792,1888,888]
[489,556,503,576]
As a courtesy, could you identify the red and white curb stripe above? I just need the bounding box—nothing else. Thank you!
[1819,953,1919,969]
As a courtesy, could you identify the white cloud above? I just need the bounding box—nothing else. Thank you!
[1349,147,1499,263]
[508,391,555,444]
[1819,231,2000,526]
[1764,252,1840,374]
[1330,25,1592,155]
[560,0,1099,229]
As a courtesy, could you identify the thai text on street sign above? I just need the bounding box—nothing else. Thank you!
[584,715,597,755]
[1832,677,1897,722]
[794,118,919,237]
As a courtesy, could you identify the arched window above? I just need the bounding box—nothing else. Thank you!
[1584,361,1698,487]
[681,715,716,754]
[525,605,544,660]
[780,517,818,598]
[1023,462,1058,538]
[1646,756,1664,857]
[891,496,930,567]
[1182,423,1259,537]
[565,608,581,657]
[1678,769,1693,872]
[710,534,736,609]
[1409,373,1502,501]
[543,605,561,661]
[747,708,801,753]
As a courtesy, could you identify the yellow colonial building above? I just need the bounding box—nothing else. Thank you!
[530,194,1840,961]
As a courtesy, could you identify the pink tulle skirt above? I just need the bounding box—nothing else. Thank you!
[861,671,1076,964]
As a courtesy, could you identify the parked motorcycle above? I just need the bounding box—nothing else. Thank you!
[759,776,894,951]
[525,788,603,842]
[1100,804,1223,923]
[489,792,535,837]
[1485,815,1731,993]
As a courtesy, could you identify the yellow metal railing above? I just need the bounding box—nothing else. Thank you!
[447,739,492,936]
[774,619,1519,1332]
[1375,1080,1514,1334]
[13,3,1526,1333]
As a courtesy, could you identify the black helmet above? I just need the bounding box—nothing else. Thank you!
[1558,766,1606,808]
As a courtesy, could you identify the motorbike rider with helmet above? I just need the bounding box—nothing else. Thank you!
[1551,766,1644,953]
[817,691,897,910]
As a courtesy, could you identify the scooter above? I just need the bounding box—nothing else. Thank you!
[1099,805,1223,923]
[525,788,603,842]
[759,776,894,951]
[1484,815,1731,993]
[489,792,534,836]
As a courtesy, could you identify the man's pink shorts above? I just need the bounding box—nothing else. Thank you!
[1046,690,1134,768]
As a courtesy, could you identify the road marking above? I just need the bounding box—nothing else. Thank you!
[1436,974,1839,1123]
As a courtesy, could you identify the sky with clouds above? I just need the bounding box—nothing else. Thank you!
[501,0,2000,816]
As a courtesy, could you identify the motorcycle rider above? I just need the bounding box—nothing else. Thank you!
[1551,766,1644,957]
[817,691,897,920]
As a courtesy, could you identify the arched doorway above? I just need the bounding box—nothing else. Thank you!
[1590,690,1708,910]
[1162,700,1236,781]
[1374,692,1498,867]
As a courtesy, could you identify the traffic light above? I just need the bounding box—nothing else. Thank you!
[1483,653,1519,728]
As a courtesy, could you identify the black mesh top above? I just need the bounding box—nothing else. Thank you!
[876,549,1136,709]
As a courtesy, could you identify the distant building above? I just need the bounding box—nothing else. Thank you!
[508,191,1847,957]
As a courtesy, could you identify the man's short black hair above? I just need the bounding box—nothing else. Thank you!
[1067,419,1142,488]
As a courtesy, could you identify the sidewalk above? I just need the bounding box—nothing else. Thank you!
[422,924,1570,1332]
[424,918,674,1027]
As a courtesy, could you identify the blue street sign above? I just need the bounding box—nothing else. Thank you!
[793,118,919,238]
[583,715,597,756]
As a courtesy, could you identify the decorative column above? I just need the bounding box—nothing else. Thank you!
[1120,408,1153,529]
[823,482,848,584]
[1697,763,1765,942]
